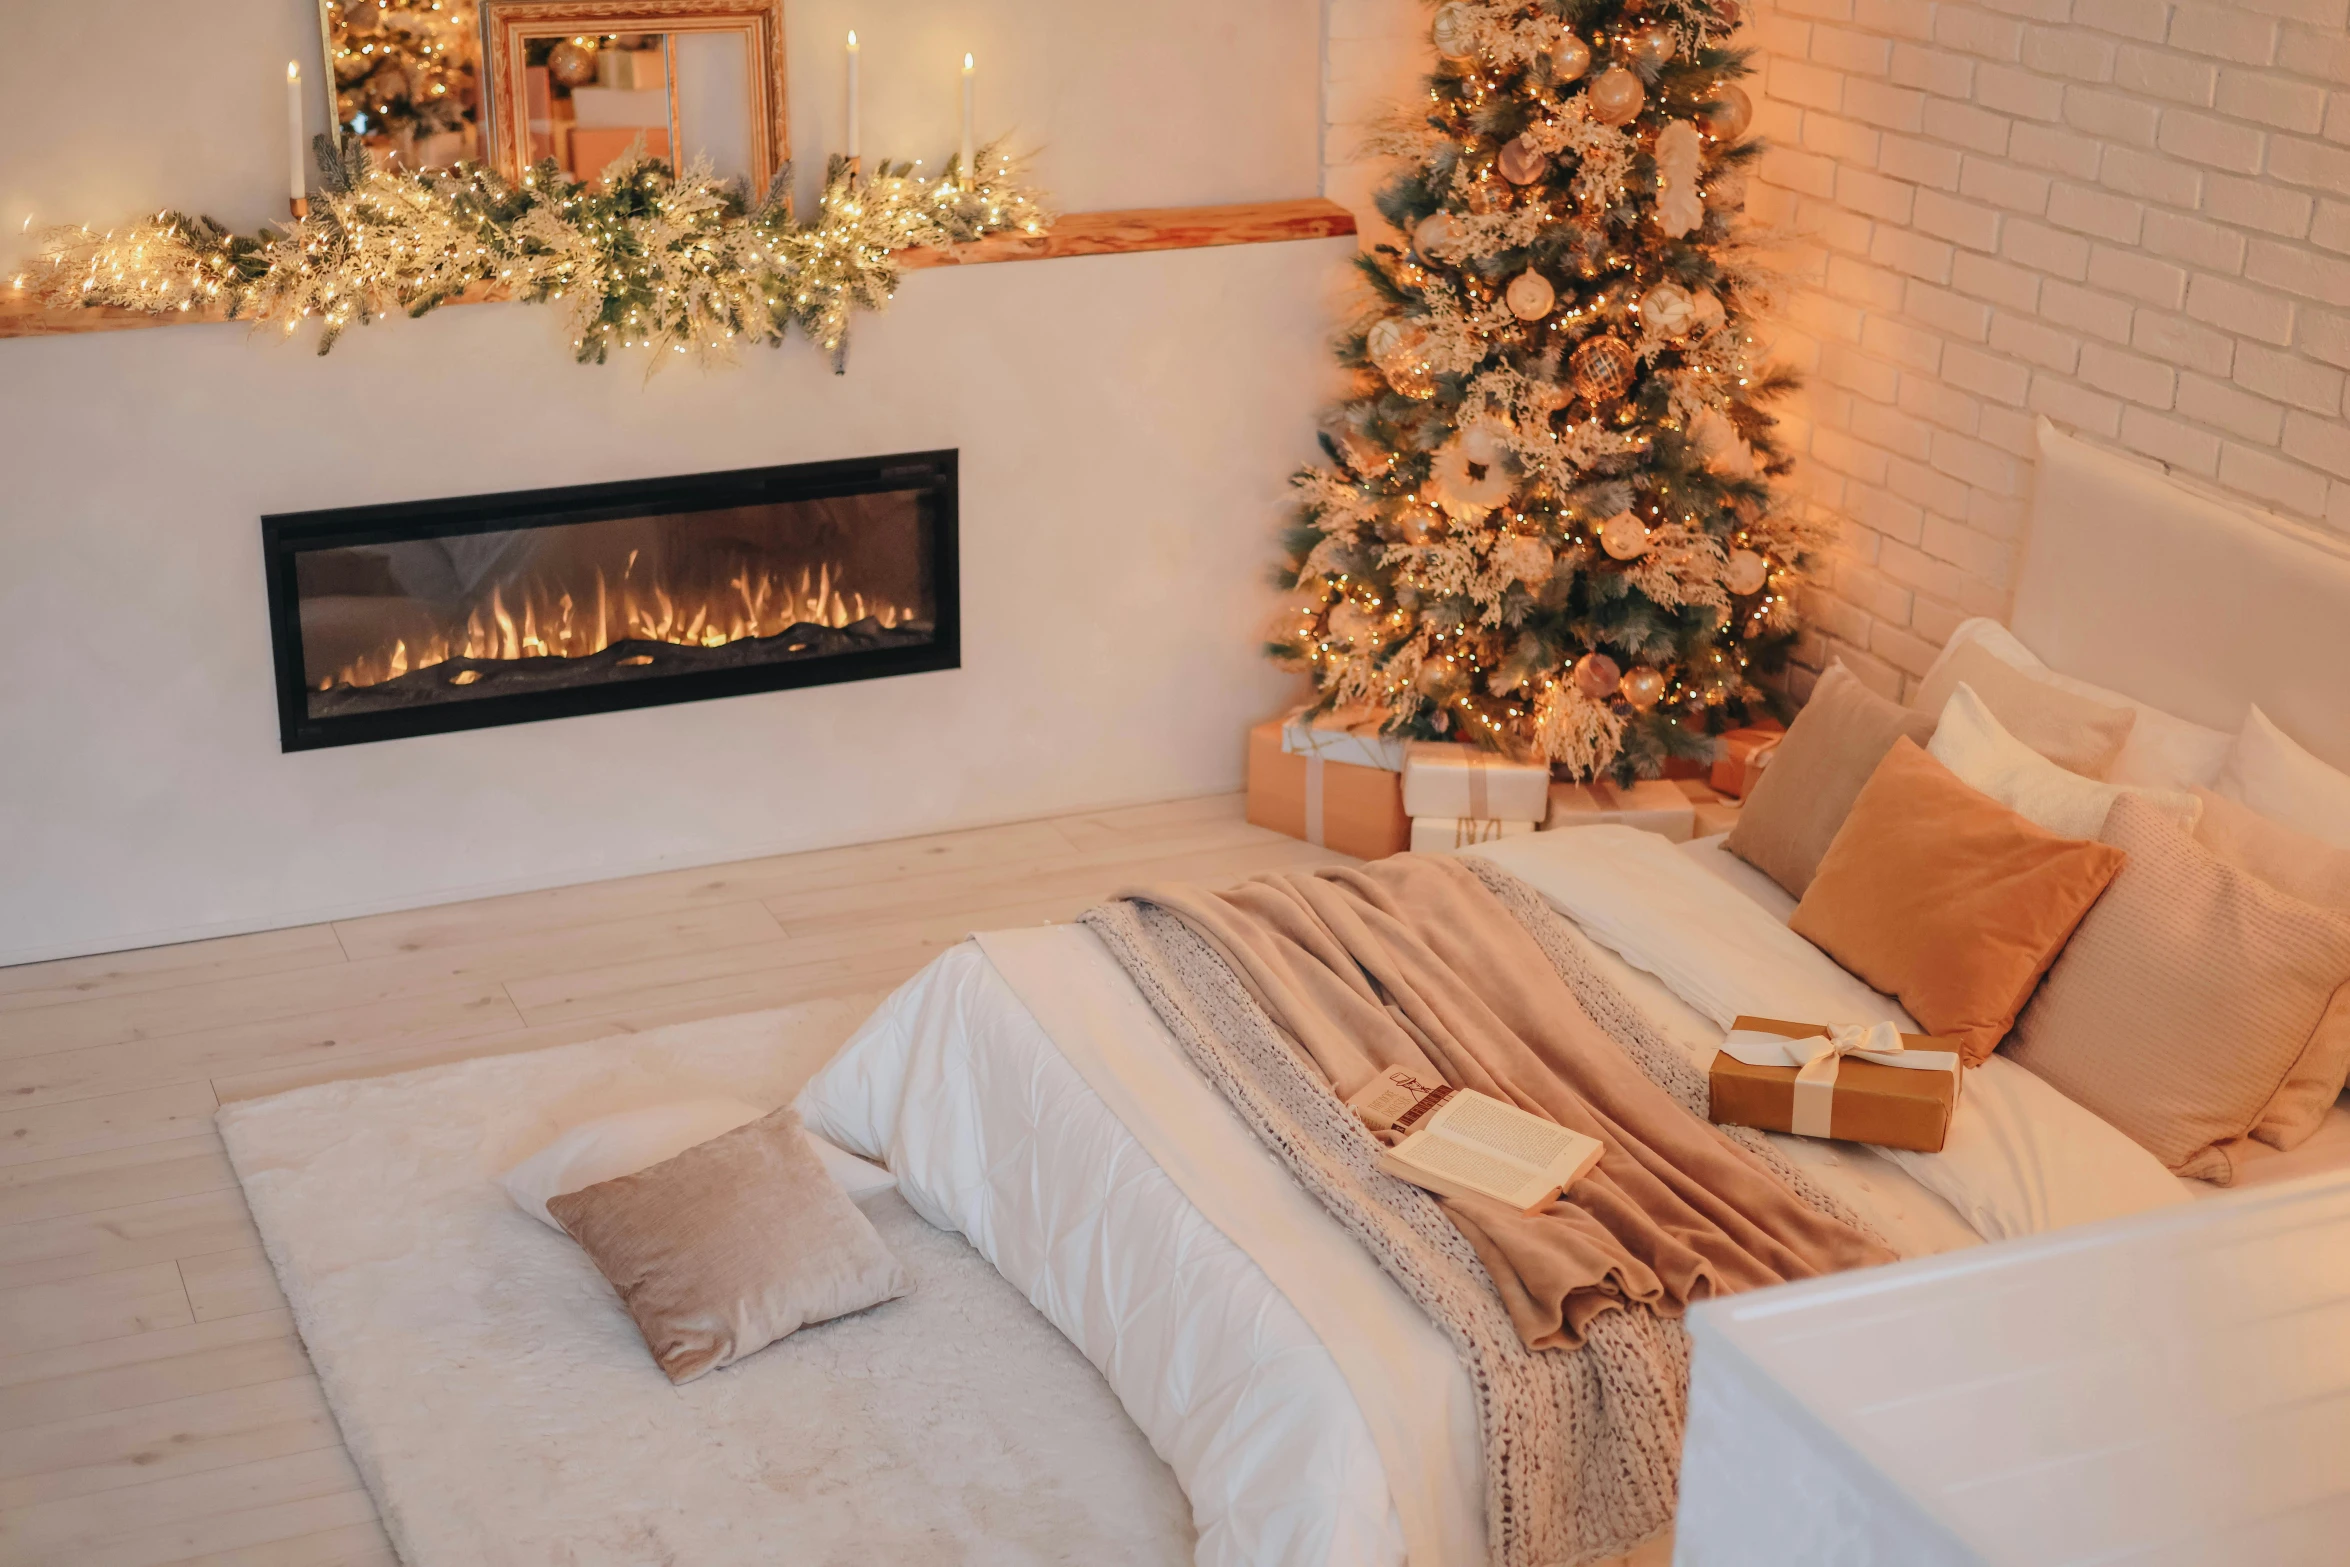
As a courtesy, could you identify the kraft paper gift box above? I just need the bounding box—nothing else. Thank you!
[1709,724,1784,799]
[1280,706,1407,773]
[1401,742,1552,823]
[1541,779,1698,842]
[1708,1015,1963,1154]
[1408,816,1539,854]
[1246,722,1411,860]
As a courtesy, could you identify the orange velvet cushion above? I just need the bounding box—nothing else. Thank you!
[1790,739,2128,1065]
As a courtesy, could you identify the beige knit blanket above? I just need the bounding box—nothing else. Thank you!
[1082,857,1889,1567]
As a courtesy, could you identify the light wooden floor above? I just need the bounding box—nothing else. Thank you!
[0,792,1352,1567]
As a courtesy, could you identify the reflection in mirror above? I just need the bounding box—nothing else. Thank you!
[480,2,786,190]
[318,0,483,172]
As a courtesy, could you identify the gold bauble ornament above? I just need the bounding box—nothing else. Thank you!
[548,40,600,88]
[1588,66,1646,127]
[1620,667,1667,710]
[1725,548,1770,596]
[343,0,382,30]
[1629,24,1677,69]
[1638,281,1695,338]
[1498,535,1555,584]
[1431,2,1479,61]
[1573,652,1623,700]
[1368,317,1438,400]
[1552,33,1593,83]
[1597,510,1652,559]
[1365,315,1409,363]
[1699,83,1753,142]
[1569,334,1638,401]
[1505,269,1558,321]
[1497,135,1549,185]
[1412,209,1468,265]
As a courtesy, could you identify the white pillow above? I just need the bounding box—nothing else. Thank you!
[2216,706,2350,851]
[1915,618,2233,792]
[501,1098,896,1230]
[1928,684,2200,840]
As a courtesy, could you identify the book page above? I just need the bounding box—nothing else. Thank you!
[1391,1136,1542,1206]
[1431,1092,1581,1170]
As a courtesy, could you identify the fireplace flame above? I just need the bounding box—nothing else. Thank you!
[322,558,916,691]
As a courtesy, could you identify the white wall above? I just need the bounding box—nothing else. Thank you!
[1746,0,2350,700]
[0,1,1337,965]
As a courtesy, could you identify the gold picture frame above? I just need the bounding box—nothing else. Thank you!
[477,0,788,189]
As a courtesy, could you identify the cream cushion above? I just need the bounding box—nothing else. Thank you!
[2192,787,2350,915]
[502,1098,895,1230]
[1724,663,1938,897]
[1911,638,2136,778]
[2005,796,2350,1181]
[2216,705,2350,851]
[1929,684,2200,841]
[1911,617,2233,791]
[549,1106,910,1383]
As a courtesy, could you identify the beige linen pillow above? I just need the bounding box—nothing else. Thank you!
[2005,796,2350,1181]
[1790,738,2127,1065]
[1913,637,2137,778]
[548,1106,908,1384]
[2216,705,2350,851]
[2192,787,2350,915]
[1929,684,2199,841]
[1725,663,1937,897]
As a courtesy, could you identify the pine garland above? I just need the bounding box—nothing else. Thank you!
[19,136,1050,369]
[1275,0,1820,781]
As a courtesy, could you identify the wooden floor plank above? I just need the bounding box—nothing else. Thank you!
[0,1376,341,1509]
[178,1247,282,1322]
[0,1446,364,1566]
[0,1190,258,1293]
[160,1516,396,1567]
[0,1263,193,1358]
[0,1138,237,1227]
[0,926,348,1013]
[0,902,783,1061]
[0,1083,220,1170]
[0,987,525,1114]
[330,817,1079,960]
[0,1311,305,1428]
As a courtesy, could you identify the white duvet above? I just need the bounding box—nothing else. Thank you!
[797,831,2192,1567]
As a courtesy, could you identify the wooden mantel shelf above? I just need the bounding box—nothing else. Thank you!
[0,197,1356,342]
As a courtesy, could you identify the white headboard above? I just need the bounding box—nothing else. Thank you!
[2011,421,2350,773]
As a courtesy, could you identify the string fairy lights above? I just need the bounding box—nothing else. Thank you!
[18,137,1049,369]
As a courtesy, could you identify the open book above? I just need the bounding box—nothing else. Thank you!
[1346,1066,1604,1213]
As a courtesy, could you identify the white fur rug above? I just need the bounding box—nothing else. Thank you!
[217,998,1195,1566]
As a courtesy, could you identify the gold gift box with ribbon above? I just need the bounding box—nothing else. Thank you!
[1708,1015,1963,1154]
[1245,721,1411,861]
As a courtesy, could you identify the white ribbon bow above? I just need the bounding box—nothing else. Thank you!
[1718,1022,1959,1139]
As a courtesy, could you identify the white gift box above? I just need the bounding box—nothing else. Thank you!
[1401,742,1553,823]
[1409,816,1540,854]
[1280,707,1407,772]
[1542,779,1697,842]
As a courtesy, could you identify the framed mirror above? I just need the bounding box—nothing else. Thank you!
[477,0,788,189]
[314,0,787,187]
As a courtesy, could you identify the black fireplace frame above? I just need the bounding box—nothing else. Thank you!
[261,450,960,752]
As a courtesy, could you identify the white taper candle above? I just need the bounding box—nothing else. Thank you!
[959,53,975,176]
[846,32,860,163]
[287,61,307,204]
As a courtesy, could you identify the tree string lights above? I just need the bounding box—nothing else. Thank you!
[15,136,1049,369]
[1272,0,1823,780]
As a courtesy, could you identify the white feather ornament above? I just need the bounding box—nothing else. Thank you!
[1654,120,1705,238]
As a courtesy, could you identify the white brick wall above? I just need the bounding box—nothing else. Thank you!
[1748,0,2350,699]
[1318,0,2350,702]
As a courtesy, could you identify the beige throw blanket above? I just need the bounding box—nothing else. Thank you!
[1083,855,1894,1567]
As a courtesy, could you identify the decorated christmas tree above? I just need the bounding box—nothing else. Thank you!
[1272,0,1817,780]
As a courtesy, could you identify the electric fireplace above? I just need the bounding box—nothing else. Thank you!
[262,452,958,750]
